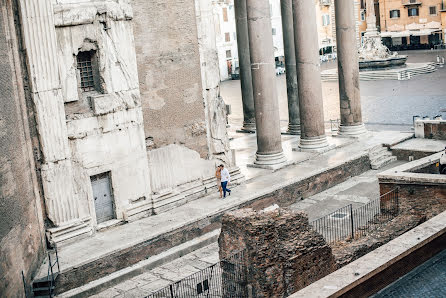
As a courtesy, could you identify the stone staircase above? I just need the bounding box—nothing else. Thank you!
[369,145,397,170]
[321,62,436,82]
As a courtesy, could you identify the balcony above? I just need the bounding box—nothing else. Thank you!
[402,0,422,6]
[320,0,331,6]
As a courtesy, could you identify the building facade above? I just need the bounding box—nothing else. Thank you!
[376,0,445,49]
[0,0,239,257]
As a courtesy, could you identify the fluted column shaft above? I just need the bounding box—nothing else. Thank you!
[280,0,300,135]
[234,0,256,132]
[335,0,367,136]
[292,0,328,150]
[246,0,286,168]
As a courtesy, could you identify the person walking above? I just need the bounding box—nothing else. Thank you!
[215,166,223,198]
[220,164,231,198]
[440,147,446,175]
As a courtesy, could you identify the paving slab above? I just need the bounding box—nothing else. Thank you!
[391,138,446,152]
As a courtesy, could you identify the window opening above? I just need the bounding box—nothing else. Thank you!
[77,51,96,92]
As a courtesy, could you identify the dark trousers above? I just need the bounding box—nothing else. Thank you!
[221,181,231,198]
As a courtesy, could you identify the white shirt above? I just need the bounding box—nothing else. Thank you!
[220,168,231,183]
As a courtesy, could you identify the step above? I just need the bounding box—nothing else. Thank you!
[33,286,55,297]
[370,151,392,163]
[56,230,221,297]
[371,156,397,170]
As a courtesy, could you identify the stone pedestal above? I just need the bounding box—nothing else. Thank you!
[292,0,329,150]
[335,0,367,138]
[246,0,286,169]
[235,0,256,133]
[281,0,300,135]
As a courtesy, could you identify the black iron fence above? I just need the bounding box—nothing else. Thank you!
[146,250,247,298]
[310,188,399,244]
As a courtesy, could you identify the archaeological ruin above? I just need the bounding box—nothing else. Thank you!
[1,0,445,297]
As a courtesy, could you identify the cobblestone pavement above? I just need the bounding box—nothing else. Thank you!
[372,249,446,298]
[91,243,220,298]
[222,49,446,130]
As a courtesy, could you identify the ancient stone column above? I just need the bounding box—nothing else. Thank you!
[280,0,300,135]
[292,0,329,150]
[246,0,286,168]
[235,0,256,133]
[335,0,367,136]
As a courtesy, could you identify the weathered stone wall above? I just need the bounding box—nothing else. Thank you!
[0,0,45,295]
[392,148,438,162]
[219,209,336,297]
[415,119,446,140]
[54,0,153,230]
[132,0,209,157]
[424,122,446,140]
[380,183,446,220]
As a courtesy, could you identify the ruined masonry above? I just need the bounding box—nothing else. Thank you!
[219,208,336,297]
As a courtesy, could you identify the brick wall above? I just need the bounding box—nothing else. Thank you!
[424,122,446,140]
[132,0,209,157]
[0,0,45,296]
[219,209,336,297]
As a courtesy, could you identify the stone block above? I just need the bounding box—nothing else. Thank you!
[218,208,336,297]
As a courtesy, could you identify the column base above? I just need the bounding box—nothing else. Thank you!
[337,123,368,138]
[236,122,256,133]
[282,124,301,135]
[296,135,332,152]
[248,151,287,170]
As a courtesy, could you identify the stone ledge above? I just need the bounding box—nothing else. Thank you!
[290,211,446,298]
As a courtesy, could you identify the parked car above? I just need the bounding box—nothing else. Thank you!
[231,67,240,80]
[275,66,285,76]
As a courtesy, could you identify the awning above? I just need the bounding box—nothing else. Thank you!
[319,43,334,49]
[380,29,441,38]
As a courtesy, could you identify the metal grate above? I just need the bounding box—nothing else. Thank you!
[77,51,95,92]
[146,250,247,298]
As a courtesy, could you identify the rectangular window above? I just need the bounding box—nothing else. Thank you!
[389,10,400,19]
[226,50,232,58]
[408,7,419,17]
[429,6,437,15]
[272,28,276,35]
[322,14,330,26]
[77,51,95,92]
[361,10,366,21]
[225,32,230,42]
[233,32,236,40]
[223,7,228,22]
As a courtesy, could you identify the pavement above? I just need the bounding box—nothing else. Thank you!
[91,156,407,298]
[372,248,446,298]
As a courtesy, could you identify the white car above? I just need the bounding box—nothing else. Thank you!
[275,66,285,75]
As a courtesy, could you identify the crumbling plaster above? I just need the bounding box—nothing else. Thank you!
[55,0,152,227]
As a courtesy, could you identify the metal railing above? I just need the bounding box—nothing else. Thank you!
[146,250,247,298]
[310,188,399,244]
[47,248,60,297]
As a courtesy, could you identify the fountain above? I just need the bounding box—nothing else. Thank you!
[359,0,407,69]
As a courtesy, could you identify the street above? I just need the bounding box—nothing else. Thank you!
[221,50,446,129]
